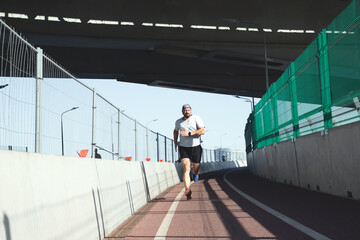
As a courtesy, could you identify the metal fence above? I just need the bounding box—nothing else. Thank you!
[0,18,245,162]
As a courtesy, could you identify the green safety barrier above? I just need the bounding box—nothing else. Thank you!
[245,0,360,153]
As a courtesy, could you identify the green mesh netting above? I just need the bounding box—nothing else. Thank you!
[245,0,360,153]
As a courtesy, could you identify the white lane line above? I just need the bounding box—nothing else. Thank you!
[224,171,331,240]
[154,182,192,240]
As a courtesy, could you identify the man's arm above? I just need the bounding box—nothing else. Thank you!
[180,126,205,137]
[173,129,179,151]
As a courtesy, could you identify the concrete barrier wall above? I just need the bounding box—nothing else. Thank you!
[200,159,247,175]
[247,121,360,201]
[0,150,244,240]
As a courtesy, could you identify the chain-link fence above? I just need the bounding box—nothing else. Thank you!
[0,18,245,162]
[245,0,360,153]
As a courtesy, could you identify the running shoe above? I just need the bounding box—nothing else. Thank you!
[194,174,199,182]
[185,189,192,200]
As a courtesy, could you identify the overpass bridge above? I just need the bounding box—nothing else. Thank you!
[1,0,360,239]
[0,0,352,97]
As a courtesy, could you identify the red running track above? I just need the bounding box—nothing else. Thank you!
[109,168,360,240]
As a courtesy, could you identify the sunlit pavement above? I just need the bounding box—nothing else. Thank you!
[108,168,360,240]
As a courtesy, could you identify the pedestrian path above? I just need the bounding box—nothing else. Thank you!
[108,168,360,240]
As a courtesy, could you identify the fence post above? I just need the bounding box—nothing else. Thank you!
[91,89,96,158]
[270,83,280,143]
[146,126,149,160]
[35,47,43,153]
[289,63,300,138]
[118,109,121,160]
[135,120,138,161]
[157,133,159,162]
[318,29,333,129]
[171,139,174,163]
[164,137,167,163]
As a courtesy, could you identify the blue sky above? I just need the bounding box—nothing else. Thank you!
[81,79,258,152]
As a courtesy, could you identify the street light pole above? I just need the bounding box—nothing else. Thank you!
[258,25,270,91]
[110,110,125,160]
[110,112,118,160]
[235,95,254,112]
[61,107,79,156]
[146,119,158,159]
[223,18,269,90]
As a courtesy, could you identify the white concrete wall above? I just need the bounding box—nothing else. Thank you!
[200,159,247,175]
[173,159,247,184]
[248,121,360,201]
[0,150,244,240]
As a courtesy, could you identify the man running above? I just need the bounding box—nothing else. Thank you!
[174,104,205,200]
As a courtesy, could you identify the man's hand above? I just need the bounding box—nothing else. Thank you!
[174,142,178,152]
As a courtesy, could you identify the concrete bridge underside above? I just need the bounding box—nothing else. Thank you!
[0,0,352,97]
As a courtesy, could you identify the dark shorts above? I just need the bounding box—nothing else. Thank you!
[179,145,202,163]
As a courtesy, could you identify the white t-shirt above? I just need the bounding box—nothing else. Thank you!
[175,115,205,147]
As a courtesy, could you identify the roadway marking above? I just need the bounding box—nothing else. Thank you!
[154,182,193,240]
[224,170,331,240]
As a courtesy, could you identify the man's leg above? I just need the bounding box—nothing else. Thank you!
[192,145,202,182]
[192,162,200,182]
[181,158,191,189]
[192,163,200,175]
[182,158,193,200]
